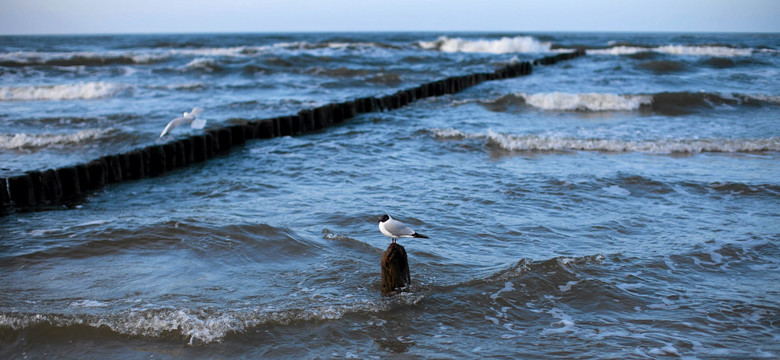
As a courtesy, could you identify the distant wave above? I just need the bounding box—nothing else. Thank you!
[0,40,414,72]
[431,128,780,154]
[0,128,117,150]
[277,41,401,51]
[480,91,779,114]
[419,36,552,54]
[588,44,757,57]
[183,58,224,72]
[0,42,399,69]
[0,51,166,68]
[0,81,125,101]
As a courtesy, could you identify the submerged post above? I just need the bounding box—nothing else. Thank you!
[381,243,411,295]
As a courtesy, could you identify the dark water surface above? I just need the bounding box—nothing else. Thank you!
[1,32,779,358]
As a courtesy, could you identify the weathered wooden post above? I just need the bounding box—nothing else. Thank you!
[381,242,411,295]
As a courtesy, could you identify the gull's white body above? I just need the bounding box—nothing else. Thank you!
[160,107,205,137]
[378,214,428,244]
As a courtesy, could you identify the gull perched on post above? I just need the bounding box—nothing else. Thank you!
[160,107,205,137]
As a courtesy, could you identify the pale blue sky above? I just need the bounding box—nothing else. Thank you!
[1,0,778,35]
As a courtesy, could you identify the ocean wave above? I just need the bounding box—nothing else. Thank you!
[0,42,400,70]
[648,92,777,114]
[480,91,778,113]
[0,254,610,346]
[0,296,421,345]
[0,81,126,101]
[166,42,396,58]
[0,51,166,67]
[277,41,399,51]
[0,128,117,150]
[431,128,780,154]
[183,58,223,72]
[588,44,755,57]
[419,36,552,54]
[519,92,652,111]
[9,222,321,263]
[637,60,687,73]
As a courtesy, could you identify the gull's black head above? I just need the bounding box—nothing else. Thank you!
[379,214,390,223]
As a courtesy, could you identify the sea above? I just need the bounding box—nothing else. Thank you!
[1,32,779,359]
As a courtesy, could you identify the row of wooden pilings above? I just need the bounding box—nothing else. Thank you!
[0,50,585,216]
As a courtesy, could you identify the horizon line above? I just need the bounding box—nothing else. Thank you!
[2,29,779,37]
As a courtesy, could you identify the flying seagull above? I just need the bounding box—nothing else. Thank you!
[378,214,428,244]
[160,107,205,137]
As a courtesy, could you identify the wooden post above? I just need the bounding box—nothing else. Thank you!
[381,243,411,295]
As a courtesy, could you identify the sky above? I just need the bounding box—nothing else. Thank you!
[0,0,778,35]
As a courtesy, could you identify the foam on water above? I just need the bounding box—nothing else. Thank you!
[589,45,755,57]
[431,128,780,154]
[0,295,425,345]
[183,58,222,72]
[419,36,552,54]
[0,50,167,67]
[481,91,780,114]
[0,82,125,101]
[69,300,109,308]
[0,128,117,150]
[519,92,653,111]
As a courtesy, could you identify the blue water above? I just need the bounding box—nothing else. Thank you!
[1,32,779,359]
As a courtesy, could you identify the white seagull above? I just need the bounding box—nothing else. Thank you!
[378,214,428,244]
[159,107,206,137]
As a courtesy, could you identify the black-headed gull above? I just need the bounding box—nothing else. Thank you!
[378,214,428,244]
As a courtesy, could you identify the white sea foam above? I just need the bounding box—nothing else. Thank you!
[558,280,580,292]
[490,281,515,300]
[603,185,631,197]
[174,46,257,57]
[543,308,576,334]
[648,344,682,356]
[419,36,552,54]
[0,82,125,101]
[184,58,220,71]
[0,128,116,150]
[70,299,109,308]
[589,45,754,57]
[431,128,780,154]
[747,94,780,104]
[0,50,168,65]
[0,299,397,345]
[519,92,653,111]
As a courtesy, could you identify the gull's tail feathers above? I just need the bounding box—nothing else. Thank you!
[190,118,206,129]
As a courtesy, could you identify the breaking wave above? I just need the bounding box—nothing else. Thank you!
[0,128,118,150]
[419,36,552,54]
[588,44,757,57]
[0,51,166,68]
[519,92,652,111]
[431,128,780,154]
[0,301,391,345]
[480,91,779,113]
[0,81,126,101]
[0,253,607,346]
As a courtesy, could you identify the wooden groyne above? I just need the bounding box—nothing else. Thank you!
[0,50,585,216]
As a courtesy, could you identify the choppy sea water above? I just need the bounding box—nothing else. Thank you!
[1,32,779,359]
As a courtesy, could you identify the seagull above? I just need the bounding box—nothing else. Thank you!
[378,214,428,244]
[159,107,206,137]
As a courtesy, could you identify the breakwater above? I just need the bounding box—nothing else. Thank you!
[0,50,584,215]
